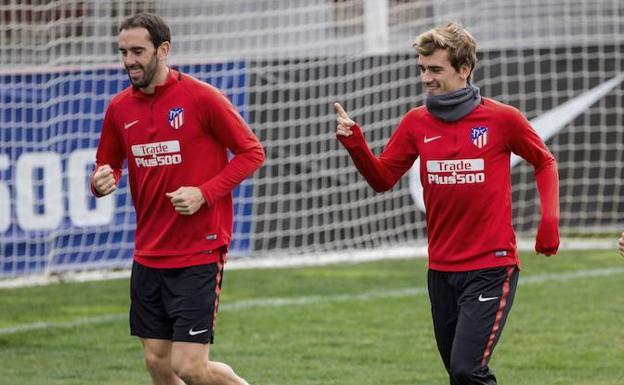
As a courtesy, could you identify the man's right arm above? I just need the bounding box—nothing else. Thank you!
[91,104,124,197]
[334,103,418,192]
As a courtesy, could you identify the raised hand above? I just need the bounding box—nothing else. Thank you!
[334,102,356,137]
[93,164,117,196]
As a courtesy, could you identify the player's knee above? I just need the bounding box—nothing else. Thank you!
[450,361,475,384]
[450,367,471,384]
[450,362,494,385]
[143,350,168,375]
[171,362,199,384]
[171,357,215,385]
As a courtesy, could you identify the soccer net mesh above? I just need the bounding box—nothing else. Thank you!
[1,0,623,280]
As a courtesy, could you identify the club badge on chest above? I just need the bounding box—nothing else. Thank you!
[471,126,488,149]
[168,107,184,130]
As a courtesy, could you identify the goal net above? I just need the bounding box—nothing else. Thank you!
[1,0,623,280]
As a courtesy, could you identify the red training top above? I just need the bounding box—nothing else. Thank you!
[92,69,264,268]
[338,98,559,271]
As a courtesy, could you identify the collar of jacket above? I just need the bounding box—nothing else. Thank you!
[131,68,179,99]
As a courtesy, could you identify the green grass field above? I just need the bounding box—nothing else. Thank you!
[1,249,623,385]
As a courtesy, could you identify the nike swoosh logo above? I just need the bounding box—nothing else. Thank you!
[124,120,139,129]
[478,294,499,302]
[188,328,209,336]
[424,135,442,143]
[409,75,624,212]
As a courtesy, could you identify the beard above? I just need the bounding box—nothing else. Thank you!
[126,53,159,89]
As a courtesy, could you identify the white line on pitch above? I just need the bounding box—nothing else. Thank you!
[1,267,623,335]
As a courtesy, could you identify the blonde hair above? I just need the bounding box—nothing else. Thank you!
[413,22,477,82]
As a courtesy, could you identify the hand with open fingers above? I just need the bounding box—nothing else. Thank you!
[165,186,206,215]
[334,102,356,137]
[618,232,624,257]
[535,218,559,256]
[93,165,117,196]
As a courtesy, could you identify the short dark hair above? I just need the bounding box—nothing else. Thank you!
[120,13,171,48]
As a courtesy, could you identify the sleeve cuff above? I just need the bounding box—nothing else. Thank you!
[337,124,365,148]
[199,184,215,207]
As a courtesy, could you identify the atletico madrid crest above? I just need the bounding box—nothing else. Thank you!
[470,126,488,148]
[168,107,184,129]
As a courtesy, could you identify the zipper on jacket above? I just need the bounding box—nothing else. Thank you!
[150,102,154,127]
[452,120,459,157]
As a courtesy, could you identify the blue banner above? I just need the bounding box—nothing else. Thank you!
[0,61,251,277]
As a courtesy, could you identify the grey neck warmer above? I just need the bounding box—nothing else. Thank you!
[426,85,481,122]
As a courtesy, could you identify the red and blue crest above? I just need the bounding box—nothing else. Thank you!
[470,126,488,148]
[168,107,184,129]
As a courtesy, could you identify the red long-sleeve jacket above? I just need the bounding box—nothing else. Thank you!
[92,69,264,268]
[339,98,559,271]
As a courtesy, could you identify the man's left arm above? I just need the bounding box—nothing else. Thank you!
[198,91,265,208]
[167,91,264,216]
[507,110,560,256]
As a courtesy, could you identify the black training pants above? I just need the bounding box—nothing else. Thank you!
[428,266,519,385]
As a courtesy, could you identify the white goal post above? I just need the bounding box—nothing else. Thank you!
[1,0,623,282]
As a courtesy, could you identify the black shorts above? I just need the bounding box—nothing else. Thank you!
[130,257,225,344]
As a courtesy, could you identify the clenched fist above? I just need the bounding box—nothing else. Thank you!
[93,165,117,196]
[166,186,206,215]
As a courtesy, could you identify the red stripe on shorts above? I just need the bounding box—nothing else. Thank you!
[212,254,225,331]
[481,265,514,366]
